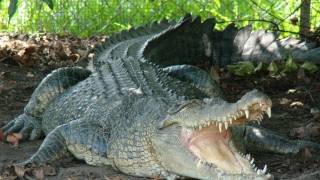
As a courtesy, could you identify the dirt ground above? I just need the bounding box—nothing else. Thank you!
[0,33,319,179]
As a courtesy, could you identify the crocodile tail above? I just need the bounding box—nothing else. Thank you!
[211,23,240,67]
[219,25,320,66]
[91,18,176,66]
[140,14,216,67]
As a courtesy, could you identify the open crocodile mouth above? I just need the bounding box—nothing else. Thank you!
[180,101,272,176]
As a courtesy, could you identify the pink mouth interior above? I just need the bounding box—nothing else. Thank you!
[180,125,251,173]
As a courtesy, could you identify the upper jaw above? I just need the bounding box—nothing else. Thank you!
[160,89,272,132]
[162,90,272,179]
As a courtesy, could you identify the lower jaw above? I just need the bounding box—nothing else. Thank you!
[181,127,255,174]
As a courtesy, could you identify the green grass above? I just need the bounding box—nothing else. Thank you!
[0,0,319,37]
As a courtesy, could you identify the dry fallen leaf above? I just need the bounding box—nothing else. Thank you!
[289,122,320,139]
[290,101,304,108]
[289,127,306,139]
[14,164,26,177]
[104,176,123,180]
[0,129,4,141]
[297,147,314,160]
[24,46,36,55]
[307,122,320,137]
[210,66,221,83]
[43,165,57,176]
[69,53,80,62]
[33,167,45,180]
[26,72,35,78]
[6,133,22,146]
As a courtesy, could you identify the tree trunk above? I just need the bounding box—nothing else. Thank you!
[300,0,311,40]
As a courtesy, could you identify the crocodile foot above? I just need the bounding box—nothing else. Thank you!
[1,114,43,142]
[13,162,57,179]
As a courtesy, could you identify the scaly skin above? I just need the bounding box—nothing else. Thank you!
[90,14,320,70]
[2,15,320,180]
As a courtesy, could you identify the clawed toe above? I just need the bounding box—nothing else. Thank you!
[1,114,42,143]
[13,162,57,179]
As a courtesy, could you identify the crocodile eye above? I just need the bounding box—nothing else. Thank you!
[167,99,203,114]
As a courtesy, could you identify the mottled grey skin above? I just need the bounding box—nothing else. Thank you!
[2,15,320,180]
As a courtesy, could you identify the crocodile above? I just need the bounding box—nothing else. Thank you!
[1,15,320,180]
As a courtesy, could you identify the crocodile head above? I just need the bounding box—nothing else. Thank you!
[153,89,273,179]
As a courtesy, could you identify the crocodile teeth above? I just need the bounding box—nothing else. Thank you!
[245,109,250,119]
[224,122,228,130]
[262,164,267,174]
[199,125,202,130]
[267,107,271,118]
[219,123,222,133]
[196,160,202,168]
[246,154,251,160]
[229,118,233,124]
[257,169,263,175]
[250,158,254,164]
[256,114,263,122]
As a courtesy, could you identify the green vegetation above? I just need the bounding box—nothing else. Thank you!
[227,59,318,76]
[0,0,319,37]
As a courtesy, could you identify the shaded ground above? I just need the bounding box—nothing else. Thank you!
[0,33,319,179]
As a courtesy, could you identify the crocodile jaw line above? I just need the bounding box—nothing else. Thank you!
[180,104,272,176]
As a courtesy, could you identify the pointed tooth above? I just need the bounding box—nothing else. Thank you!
[254,167,258,171]
[196,160,202,168]
[257,116,260,121]
[245,109,250,119]
[199,125,202,130]
[257,169,262,175]
[267,107,271,118]
[262,164,267,174]
[259,103,263,107]
[229,118,233,124]
[250,158,254,164]
[246,154,251,160]
[233,115,237,120]
[224,122,228,130]
[219,123,222,133]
